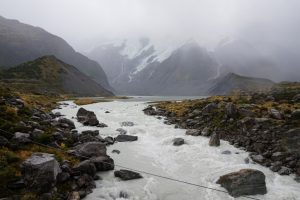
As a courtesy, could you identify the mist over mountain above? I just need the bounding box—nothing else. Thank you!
[0,16,112,91]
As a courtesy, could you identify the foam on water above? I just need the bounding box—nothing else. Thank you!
[54,101,300,200]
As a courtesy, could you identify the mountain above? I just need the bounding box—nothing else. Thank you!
[208,73,274,95]
[215,38,280,81]
[0,16,112,91]
[89,39,219,95]
[0,56,113,96]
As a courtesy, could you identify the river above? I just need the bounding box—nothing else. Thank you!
[53,97,300,200]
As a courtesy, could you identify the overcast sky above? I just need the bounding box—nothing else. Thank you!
[0,0,299,52]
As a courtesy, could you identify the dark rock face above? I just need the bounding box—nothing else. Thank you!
[115,135,138,142]
[77,108,99,126]
[173,138,185,146]
[114,170,143,180]
[21,153,61,193]
[217,169,267,197]
[209,133,220,147]
[74,142,107,158]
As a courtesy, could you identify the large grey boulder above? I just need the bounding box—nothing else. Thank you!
[291,109,300,120]
[74,142,107,158]
[209,133,220,147]
[77,108,99,126]
[21,153,61,193]
[115,135,138,142]
[217,169,267,197]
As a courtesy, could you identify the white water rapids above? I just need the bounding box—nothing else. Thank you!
[54,99,300,200]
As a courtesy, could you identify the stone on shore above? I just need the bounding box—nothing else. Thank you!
[209,133,220,147]
[217,169,267,197]
[21,153,61,193]
[115,135,138,142]
[77,108,99,126]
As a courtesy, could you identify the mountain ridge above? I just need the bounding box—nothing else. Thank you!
[0,15,112,91]
[0,55,114,97]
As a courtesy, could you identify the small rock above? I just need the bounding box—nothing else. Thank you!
[269,109,282,120]
[97,123,108,128]
[90,156,114,171]
[244,158,250,164]
[0,136,9,147]
[105,111,110,113]
[112,149,120,154]
[58,118,75,129]
[81,130,99,137]
[119,191,129,198]
[209,133,220,147]
[251,154,265,163]
[186,129,201,136]
[173,138,184,146]
[221,150,231,155]
[115,135,138,142]
[72,160,97,177]
[293,94,300,102]
[104,136,114,145]
[217,169,267,197]
[68,191,80,200]
[278,167,292,175]
[116,128,127,135]
[114,169,143,180]
[13,132,30,144]
[201,127,211,136]
[121,121,135,127]
[291,109,300,120]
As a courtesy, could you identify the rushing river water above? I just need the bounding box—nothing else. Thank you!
[54,97,300,200]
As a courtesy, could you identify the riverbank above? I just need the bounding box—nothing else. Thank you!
[144,84,300,180]
[0,87,115,199]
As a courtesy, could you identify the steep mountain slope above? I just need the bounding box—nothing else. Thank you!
[0,16,111,90]
[0,56,113,96]
[89,39,219,95]
[208,73,274,95]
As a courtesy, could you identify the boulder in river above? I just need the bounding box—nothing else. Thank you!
[217,169,267,197]
[209,133,220,147]
[173,138,185,146]
[77,107,99,126]
[21,153,61,193]
[114,169,143,180]
[115,135,138,142]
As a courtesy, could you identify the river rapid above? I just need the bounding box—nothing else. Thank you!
[53,97,300,200]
